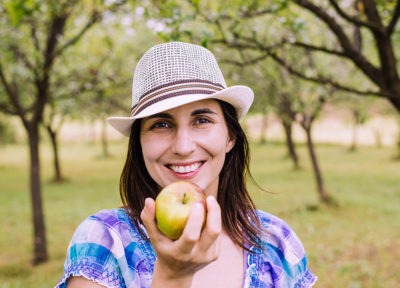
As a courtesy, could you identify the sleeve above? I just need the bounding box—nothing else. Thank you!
[258,211,317,288]
[55,215,126,288]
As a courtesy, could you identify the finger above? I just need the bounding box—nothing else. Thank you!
[200,196,222,246]
[140,198,159,239]
[178,203,205,250]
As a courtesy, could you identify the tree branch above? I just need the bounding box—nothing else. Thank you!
[327,0,384,33]
[290,40,347,57]
[214,18,229,44]
[44,14,68,74]
[387,0,400,35]
[268,50,387,98]
[30,20,41,52]
[239,7,277,18]
[362,0,385,29]
[294,0,384,87]
[295,0,353,49]
[0,102,15,115]
[220,53,270,67]
[214,35,284,52]
[54,1,127,59]
[9,43,35,71]
[0,62,26,119]
[53,10,100,59]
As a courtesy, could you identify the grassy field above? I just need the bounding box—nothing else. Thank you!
[0,140,399,287]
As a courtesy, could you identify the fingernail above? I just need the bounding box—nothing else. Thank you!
[193,202,204,210]
[143,198,151,210]
[206,195,216,203]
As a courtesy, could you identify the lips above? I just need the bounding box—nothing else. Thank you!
[168,162,203,174]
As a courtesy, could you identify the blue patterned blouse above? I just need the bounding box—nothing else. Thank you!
[56,208,317,287]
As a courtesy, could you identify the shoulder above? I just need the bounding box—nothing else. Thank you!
[57,209,153,288]
[251,210,317,287]
[71,208,140,244]
[66,208,143,265]
[87,208,134,228]
[256,209,290,229]
[255,209,306,262]
[56,209,131,288]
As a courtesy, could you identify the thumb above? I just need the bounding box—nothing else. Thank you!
[140,198,156,232]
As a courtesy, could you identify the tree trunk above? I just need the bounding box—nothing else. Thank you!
[282,120,300,169]
[396,136,400,160]
[304,126,330,203]
[349,110,361,152]
[350,122,358,152]
[46,125,64,182]
[396,117,400,160]
[388,94,400,112]
[101,118,110,158]
[258,114,268,144]
[372,127,382,149]
[27,123,48,264]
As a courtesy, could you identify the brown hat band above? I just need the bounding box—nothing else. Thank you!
[131,79,224,117]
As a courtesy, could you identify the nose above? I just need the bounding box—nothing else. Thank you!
[171,127,195,156]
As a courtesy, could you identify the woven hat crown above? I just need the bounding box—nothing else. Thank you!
[131,42,227,109]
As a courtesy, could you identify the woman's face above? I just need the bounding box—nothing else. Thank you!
[140,99,235,197]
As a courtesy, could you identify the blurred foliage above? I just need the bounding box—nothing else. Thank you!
[0,113,16,144]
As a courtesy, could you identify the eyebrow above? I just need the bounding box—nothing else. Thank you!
[191,108,217,116]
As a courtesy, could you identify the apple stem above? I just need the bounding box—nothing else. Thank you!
[182,193,188,204]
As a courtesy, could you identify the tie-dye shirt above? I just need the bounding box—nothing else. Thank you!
[55,208,316,287]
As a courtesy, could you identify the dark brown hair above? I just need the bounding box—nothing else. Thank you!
[119,100,262,250]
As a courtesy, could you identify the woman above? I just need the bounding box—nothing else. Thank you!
[56,41,317,287]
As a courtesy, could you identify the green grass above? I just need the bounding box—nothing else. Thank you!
[0,140,399,287]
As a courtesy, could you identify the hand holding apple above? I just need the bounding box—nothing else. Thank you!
[140,190,222,284]
[155,181,207,240]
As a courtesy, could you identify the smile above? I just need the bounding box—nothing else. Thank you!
[168,162,202,174]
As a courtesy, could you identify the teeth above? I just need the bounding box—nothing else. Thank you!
[170,163,201,173]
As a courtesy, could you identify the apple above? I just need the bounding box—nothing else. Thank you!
[155,181,207,240]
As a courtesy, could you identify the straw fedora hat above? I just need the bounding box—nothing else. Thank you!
[107,41,254,136]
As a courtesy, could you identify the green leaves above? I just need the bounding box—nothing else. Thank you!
[4,0,40,26]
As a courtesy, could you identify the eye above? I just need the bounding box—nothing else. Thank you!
[194,116,212,125]
[150,120,171,129]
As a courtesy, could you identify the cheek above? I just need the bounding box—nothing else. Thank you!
[199,128,231,156]
[140,136,163,163]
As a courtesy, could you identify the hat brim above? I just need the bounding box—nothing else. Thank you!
[107,85,253,136]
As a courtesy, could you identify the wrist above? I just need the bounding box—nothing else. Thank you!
[151,259,194,288]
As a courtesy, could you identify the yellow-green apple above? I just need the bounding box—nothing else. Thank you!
[155,181,207,240]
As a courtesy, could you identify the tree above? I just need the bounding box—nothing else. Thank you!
[294,83,332,202]
[276,91,300,168]
[43,101,68,182]
[213,0,400,159]
[346,96,368,152]
[161,0,400,110]
[287,0,400,111]
[0,0,126,264]
[70,9,162,157]
[195,0,399,111]
[242,61,302,169]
